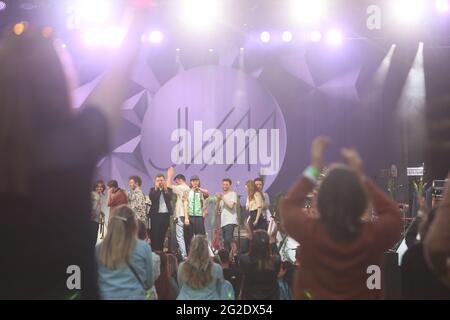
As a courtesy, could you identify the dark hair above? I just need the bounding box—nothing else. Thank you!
[249,230,275,271]
[0,26,72,194]
[174,174,186,182]
[317,166,368,241]
[129,176,142,186]
[222,178,232,185]
[254,177,264,185]
[155,251,177,300]
[155,173,165,180]
[217,249,230,264]
[93,180,106,194]
[107,180,119,189]
[137,220,147,241]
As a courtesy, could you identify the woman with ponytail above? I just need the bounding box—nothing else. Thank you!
[97,205,154,300]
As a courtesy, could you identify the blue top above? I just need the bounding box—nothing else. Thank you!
[96,240,154,300]
[177,262,224,300]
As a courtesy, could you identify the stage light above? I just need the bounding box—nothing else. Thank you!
[179,0,220,31]
[82,29,103,47]
[0,1,6,11]
[103,27,126,48]
[209,48,214,52]
[436,0,449,13]
[373,44,396,86]
[260,31,271,43]
[240,47,245,51]
[282,31,293,43]
[74,0,112,25]
[391,0,424,25]
[149,30,163,43]
[310,30,322,42]
[13,23,26,36]
[291,0,326,24]
[82,27,125,48]
[327,29,342,46]
[41,26,53,39]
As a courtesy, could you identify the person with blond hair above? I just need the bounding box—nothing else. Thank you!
[177,235,224,300]
[96,206,154,300]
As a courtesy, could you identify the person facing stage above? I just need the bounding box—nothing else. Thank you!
[148,174,174,252]
[184,175,209,254]
[217,178,238,251]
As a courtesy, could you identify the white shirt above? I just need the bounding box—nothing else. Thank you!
[263,192,272,221]
[220,191,238,228]
[172,184,191,217]
[158,190,169,213]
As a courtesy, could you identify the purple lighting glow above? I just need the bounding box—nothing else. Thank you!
[0,1,6,11]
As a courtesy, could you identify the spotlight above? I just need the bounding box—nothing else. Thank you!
[282,31,293,43]
[310,30,322,42]
[391,0,424,25]
[179,0,220,31]
[13,22,27,36]
[240,47,245,51]
[149,30,163,43]
[103,27,126,48]
[83,29,102,47]
[436,0,449,13]
[260,31,271,43]
[73,0,112,25]
[291,0,326,24]
[0,1,6,11]
[83,27,125,48]
[209,48,214,52]
[327,29,343,46]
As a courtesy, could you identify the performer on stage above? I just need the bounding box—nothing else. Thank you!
[184,175,209,254]
[167,167,191,260]
[217,178,238,251]
[128,176,148,228]
[254,177,272,226]
[245,180,267,234]
[91,180,106,247]
[149,173,174,252]
[107,180,128,218]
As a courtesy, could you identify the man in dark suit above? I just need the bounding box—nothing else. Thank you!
[149,173,174,251]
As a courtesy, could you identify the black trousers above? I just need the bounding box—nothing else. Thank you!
[248,210,268,233]
[222,224,236,251]
[150,212,170,251]
[92,221,99,247]
[184,216,206,255]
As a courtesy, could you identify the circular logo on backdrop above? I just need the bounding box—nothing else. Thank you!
[141,66,287,195]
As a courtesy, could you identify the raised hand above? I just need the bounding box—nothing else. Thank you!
[167,166,175,179]
[341,148,364,177]
[311,136,331,170]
